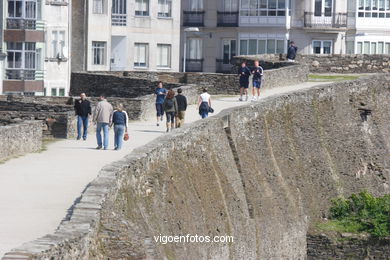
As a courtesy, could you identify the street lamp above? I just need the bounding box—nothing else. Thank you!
[183,27,200,72]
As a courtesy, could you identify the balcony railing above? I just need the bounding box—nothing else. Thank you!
[6,18,37,30]
[304,12,347,28]
[217,11,239,27]
[183,11,205,27]
[185,59,203,72]
[6,69,43,80]
[216,59,234,74]
[112,14,127,26]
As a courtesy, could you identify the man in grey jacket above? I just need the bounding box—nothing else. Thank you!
[93,94,113,150]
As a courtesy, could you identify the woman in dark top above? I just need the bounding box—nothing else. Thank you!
[162,89,178,132]
[110,104,129,150]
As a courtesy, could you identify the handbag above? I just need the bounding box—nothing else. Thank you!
[124,132,129,141]
[208,107,214,113]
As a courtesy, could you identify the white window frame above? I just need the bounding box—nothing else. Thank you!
[312,40,333,54]
[158,0,172,18]
[6,42,37,80]
[92,0,105,14]
[51,30,66,58]
[358,0,390,18]
[222,39,237,64]
[134,43,149,68]
[239,0,287,17]
[157,44,171,68]
[239,38,286,55]
[92,41,106,65]
[135,0,149,16]
[314,0,333,17]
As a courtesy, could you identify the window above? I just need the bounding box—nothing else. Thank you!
[51,88,58,96]
[135,0,149,16]
[189,0,203,11]
[59,88,65,96]
[8,0,37,18]
[257,40,266,54]
[359,0,390,17]
[7,42,23,69]
[314,0,332,16]
[158,0,172,17]
[6,42,37,79]
[51,31,65,58]
[363,41,370,54]
[240,39,248,55]
[92,41,106,65]
[222,39,236,64]
[112,0,127,26]
[267,39,276,53]
[240,0,286,16]
[240,38,286,54]
[188,38,202,60]
[346,41,355,54]
[134,43,148,67]
[313,40,332,54]
[93,0,105,14]
[357,42,363,54]
[157,44,171,68]
[223,0,238,11]
[276,40,285,53]
[386,43,390,54]
[248,39,257,54]
[378,42,384,54]
[371,42,377,53]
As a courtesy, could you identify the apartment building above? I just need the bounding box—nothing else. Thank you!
[72,0,181,73]
[181,0,390,73]
[0,1,6,94]
[1,0,72,96]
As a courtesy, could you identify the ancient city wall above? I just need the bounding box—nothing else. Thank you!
[236,54,390,73]
[0,120,43,162]
[4,74,389,259]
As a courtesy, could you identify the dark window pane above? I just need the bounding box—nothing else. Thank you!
[315,0,322,16]
[268,10,276,16]
[277,10,286,16]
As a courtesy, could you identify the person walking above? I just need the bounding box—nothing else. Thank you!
[93,94,113,150]
[155,81,167,126]
[238,61,251,101]
[162,89,178,132]
[198,87,211,119]
[110,104,129,151]
[175,88,187,128]
[74,92,91,140]
[251,60,264,102]
[287,41,298,62]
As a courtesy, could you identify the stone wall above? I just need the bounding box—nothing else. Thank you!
[235,54,390,73]
[0,120,42,161]
[307,233,390,259]
[186,64,309,95]
[4,74,389,259]
[70,72,182,97]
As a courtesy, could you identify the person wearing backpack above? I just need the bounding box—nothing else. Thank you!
[163,89,178,132]
[110,103,129,150]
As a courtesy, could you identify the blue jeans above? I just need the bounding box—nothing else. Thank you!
[96,122,109,149]
[77,116,89,139]
[200,111,209,119]
[114,124,125,150]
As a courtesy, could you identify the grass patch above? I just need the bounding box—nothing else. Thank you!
[308,74,361,82]
[318,191,390,238]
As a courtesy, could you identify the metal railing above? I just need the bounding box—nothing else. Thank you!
[6,18,37,30]
[185,59,203,72]
[112,14,127,26]
[217,11,239,27]
[216,59,234,73]
[304,12,347,28]
[5,69,43,80]
[183,11,205,27]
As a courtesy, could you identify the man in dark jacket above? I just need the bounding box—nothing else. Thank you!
[287,41,298,62]
[74,93,92,140]
[175,88,187,128]
[238,61,251,101]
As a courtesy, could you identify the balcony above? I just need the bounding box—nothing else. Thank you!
[185,59,203,72]
[6,18,37,30]
[112,14,127,26]
[304,12,347,29]
[183,11,205,27]
[217,11,239,27]
[5,69,43,80]
[216,59,234,74]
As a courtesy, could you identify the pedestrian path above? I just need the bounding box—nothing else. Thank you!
[0,81,323,257]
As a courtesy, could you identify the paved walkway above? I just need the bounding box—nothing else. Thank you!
[0,82,323,257]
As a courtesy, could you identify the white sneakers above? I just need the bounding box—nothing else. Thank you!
[251,96,258,102]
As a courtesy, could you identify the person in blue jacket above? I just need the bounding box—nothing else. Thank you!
[155,81,167,126]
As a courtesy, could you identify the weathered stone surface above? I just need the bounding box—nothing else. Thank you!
[4,74,390,259]
[0,120,42,161]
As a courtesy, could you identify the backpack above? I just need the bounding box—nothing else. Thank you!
[165,98,174,110]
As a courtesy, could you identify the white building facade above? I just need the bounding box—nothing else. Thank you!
[180,0,390,73]
[1,0,71,96]
[72,0,181,73]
